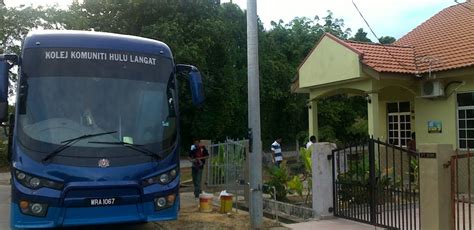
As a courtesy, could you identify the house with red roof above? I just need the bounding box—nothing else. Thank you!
[293,2,474,150]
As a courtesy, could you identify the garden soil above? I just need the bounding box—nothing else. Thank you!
[154,192,287,230]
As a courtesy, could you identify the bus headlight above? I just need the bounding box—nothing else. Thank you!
[159,174,169,184]
[154,194,176,210]
[15,170,64,190]
[19,200,48,217]
[155,197,166,208]
[29,177,41,188]
[143,167,178,186]
[31,203,44,214]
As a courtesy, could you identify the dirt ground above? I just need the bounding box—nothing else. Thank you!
[180,167,192,182]
[153,192,287,230]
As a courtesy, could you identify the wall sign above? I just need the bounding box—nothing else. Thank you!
[428,120,442,133]
[420,152,437,158]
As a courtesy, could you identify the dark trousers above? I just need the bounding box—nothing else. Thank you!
[192,166,204,198]
[275,160,282,168]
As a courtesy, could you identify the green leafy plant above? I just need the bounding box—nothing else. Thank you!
[287,175,303,196]
[336,153,396,204]
[264,165,289,201]
[286,147,313,204]
[300,147,313,203]
[409,158,419,188]
[210,141,246,184]
[210,144,226,184]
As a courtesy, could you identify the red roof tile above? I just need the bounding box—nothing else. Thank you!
[394,2,474,73]
[314,34,418,74]
[293,2,474,91]
[346,41,417,73]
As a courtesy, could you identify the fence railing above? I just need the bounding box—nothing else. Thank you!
[451,149,474,230]
[333,138,420,230]
[204,139,247,191]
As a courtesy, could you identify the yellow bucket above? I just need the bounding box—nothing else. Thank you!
[199,193,213,212]
[220,194,233,213]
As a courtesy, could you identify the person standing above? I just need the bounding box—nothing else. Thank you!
[407,132,416,152]
[271,138,283,167]
[407,132,416,182]
[306,135,317,149]
[188,139,209,198]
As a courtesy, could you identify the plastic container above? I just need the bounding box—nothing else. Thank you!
[199,193,213,212]
[220,194,233,213]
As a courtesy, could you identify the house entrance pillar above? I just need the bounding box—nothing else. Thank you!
[367,93,380,138]
[309,100,319,141]
[418,143,452,230]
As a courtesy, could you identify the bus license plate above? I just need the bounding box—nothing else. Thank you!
[89,198,117,206]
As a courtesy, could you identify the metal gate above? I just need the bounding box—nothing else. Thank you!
[205,139,247,190]
[451,149,474,230]
[332,138,420,229]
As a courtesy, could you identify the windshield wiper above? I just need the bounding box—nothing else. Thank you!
[42,131,117,162]
[87,141,163,160]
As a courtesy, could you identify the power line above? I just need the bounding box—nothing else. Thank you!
[351,0,415,74]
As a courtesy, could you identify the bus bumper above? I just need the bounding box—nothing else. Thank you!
[11,196,179,229]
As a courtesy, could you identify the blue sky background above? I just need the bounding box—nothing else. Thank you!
[6,0,460,41]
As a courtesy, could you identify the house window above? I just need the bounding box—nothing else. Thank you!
[457,93,474,149]
[387,102,411,147]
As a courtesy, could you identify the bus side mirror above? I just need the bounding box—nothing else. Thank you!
[176,64,205,107]
[188,69,205,107]
[0,58,10,122]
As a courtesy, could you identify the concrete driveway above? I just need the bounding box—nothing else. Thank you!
[0,184,10,229]
[283,218,385,230]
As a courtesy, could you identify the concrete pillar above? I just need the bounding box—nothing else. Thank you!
[312,142,337,218]
[367,93,380,138]
[244,140,250,206]
[308,100,319,141]
[418,143,452,230]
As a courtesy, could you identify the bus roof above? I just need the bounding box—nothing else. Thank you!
[23,30,173,59]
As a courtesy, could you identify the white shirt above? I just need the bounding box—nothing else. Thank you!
[271,141,283,162]
[306,141,314,149]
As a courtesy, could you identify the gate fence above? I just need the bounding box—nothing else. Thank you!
[332,138,420,230]
[451,149,474,230]
[205,139,247,191]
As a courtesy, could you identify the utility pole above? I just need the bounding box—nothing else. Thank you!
[247,0,263,228]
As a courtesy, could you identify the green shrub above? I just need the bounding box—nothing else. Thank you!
[264,165,289,201]
[0,140,9,170]
[336,153,395,204]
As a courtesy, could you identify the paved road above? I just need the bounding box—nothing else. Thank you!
[180,159,192,168]
[0,184,10,229]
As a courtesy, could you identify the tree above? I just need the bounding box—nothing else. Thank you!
[378,36,396,44]
[321,10,351,39]
[4,1,366,151]
[0,4,65,94]
[317,95,367,144]
[350,28,372,43]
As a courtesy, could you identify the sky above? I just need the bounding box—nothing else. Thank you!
[5,0,460,41]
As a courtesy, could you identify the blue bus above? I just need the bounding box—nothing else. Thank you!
[0,30,204,228]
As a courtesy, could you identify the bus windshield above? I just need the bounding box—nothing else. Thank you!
[17,48,176,165]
